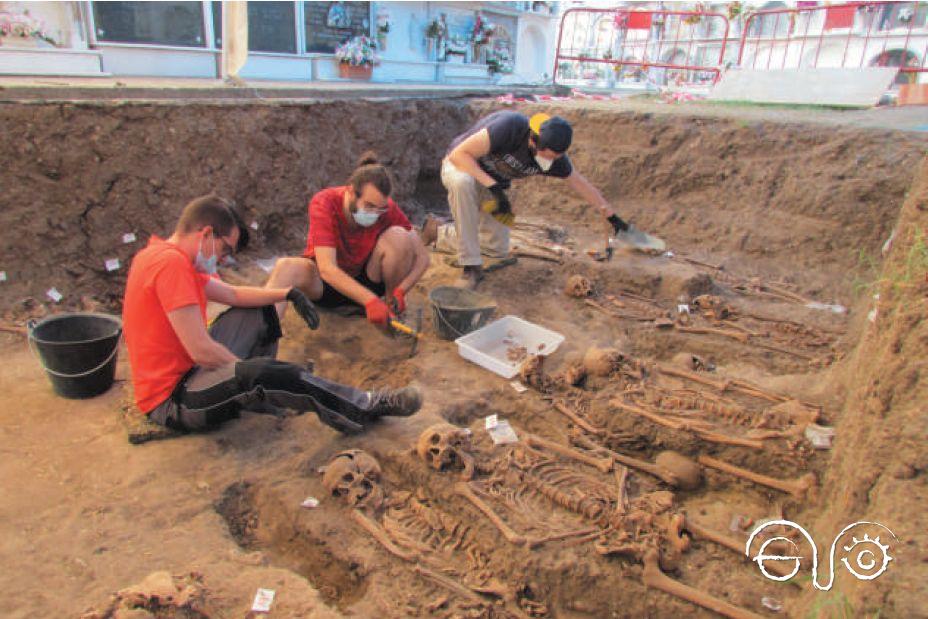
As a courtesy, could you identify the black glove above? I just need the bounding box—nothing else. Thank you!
[607,213,629,235]
[482,183,515,227]
[286,288,320,330]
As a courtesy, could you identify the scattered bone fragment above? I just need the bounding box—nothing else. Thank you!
[519,355,553,392]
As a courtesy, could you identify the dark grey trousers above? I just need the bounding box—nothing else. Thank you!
[148,306,375,433]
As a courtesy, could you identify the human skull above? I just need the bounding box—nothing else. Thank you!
[565,275,594,298]
[671,351,712,372]
[416,423,473,476]
[322,449,384,509]
[691,294,731,319]
[583,347,624,377]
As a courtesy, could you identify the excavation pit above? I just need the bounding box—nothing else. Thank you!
[1,96,926,618]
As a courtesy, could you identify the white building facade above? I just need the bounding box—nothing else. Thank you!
[0,1,561,84]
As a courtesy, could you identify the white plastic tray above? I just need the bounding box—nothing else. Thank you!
[455,315,565,379]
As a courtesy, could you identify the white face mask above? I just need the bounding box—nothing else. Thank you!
[194,235,218,275]
[353,209,381,227]
[535,155,554,172]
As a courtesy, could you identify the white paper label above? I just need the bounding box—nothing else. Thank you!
[122,232,137,244]
[509,381,528,393]
[46,287,62,303]
[488,420,519,445]
[250,220,259,230]
[301,496,319,509]
[105,258,120,272]
[251,588,275,613]
[0,271,6,282]
[677,304,690,314]
[484,414,499,430]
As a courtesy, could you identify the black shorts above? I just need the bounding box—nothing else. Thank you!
[315,268,386,308]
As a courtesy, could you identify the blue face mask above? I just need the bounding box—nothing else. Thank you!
[353,209,381,227]
[194,235,218,275]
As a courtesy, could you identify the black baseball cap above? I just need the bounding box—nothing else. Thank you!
[537,116,572,153]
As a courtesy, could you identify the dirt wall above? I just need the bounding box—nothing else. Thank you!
[802,154,927,617]
[0,99,472,313]
[3,100,925,317]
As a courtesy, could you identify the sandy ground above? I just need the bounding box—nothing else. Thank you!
[0,224,861,618]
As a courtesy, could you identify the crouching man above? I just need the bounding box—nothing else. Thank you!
[122,194,421,433]
[267,152,430,327]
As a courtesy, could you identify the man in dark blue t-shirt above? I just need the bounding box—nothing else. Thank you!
[435,111,662,288]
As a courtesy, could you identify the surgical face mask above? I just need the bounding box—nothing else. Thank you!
[194,235,218,275]
[353,209,381,227]
[535,155,554,172]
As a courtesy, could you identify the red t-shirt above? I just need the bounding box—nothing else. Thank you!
[123,236,209,413]
[303,186,412,277]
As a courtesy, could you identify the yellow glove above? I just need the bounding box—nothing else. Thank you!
[481,184,515,227]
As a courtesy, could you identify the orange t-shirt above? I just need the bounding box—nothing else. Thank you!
[123,236,209,413]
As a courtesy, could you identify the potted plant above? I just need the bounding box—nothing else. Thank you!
[0,9,57,48]
[334,35,378,80]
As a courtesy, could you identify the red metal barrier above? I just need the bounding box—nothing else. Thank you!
[554,7,730,88]
[737,1,927,83]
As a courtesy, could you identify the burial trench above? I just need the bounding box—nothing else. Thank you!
[2,98,926,617]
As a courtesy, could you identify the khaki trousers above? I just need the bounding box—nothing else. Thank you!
[436,159,510,267]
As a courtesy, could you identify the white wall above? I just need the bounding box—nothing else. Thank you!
[516,14,557,81]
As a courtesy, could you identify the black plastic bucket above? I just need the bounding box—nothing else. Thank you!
[428,286,497,341]
[28,313,123,399]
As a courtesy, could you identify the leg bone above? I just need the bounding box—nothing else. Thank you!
[454,482,527,546]
[698,455,817,499]
[642,548,764,619]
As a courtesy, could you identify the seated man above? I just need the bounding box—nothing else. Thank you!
[122,193,421,433]
[267,152,430,327]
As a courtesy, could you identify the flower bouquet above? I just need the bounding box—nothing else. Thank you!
[334,35,378,79]
[0,9,58,46]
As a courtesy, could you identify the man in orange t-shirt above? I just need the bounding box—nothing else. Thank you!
[123,194,422,432]
[267,152,431,327]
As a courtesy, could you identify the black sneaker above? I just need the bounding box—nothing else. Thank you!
[368,386,423,418]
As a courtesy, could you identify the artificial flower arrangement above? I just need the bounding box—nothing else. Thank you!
[472,12,495,45]
[334,35,378,66]
[0,9,57,45]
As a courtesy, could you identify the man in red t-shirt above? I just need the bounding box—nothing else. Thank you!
[123,194,422,432]
[267,152,430,326]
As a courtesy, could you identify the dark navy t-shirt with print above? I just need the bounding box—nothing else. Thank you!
[447,111,573,189]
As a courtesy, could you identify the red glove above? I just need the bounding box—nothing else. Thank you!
[392,287,406,314]
[364,297,392,326]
